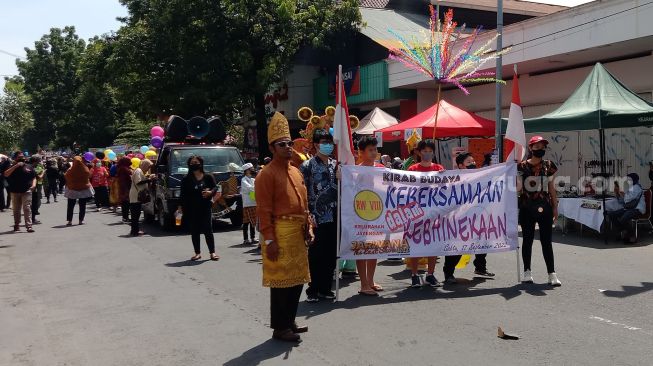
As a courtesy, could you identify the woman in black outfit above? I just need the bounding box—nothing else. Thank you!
[178,156,220,261]
[517,136,561,287]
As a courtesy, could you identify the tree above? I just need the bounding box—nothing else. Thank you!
[16,27,86,150]
[224,0,362,158]
[113,111,153,146]
[0,78,33,151]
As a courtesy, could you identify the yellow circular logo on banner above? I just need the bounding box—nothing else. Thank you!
[354,190,383,221]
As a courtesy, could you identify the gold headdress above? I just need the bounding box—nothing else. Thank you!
[267,112,291,144]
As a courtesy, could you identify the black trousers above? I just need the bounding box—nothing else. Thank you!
[31,186,42,221]
[443,254,487,278]
[45,182,58,201]
[94,186,109,208]
[58,176,66,193]
[0,180,5,210]
[67,198,88,222]
[242,223,256,241]
[519,204,555,273]
[270,285,303,331]
[121,200,130,220]
[188,212,215,254]
[130,202,142,235]
[307,222,337,296]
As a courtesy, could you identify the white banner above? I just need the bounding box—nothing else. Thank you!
[339,163,519,260]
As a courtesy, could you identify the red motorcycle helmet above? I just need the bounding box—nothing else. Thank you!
[528,136,549,146]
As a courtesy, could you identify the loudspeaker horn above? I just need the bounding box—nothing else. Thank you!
[207,116,227,143]
[166,115,189,142]
[188,116,210,138]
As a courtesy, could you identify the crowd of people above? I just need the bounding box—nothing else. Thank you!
[2,112,651,344]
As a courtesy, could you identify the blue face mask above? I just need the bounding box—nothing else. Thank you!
[319,143,334,156]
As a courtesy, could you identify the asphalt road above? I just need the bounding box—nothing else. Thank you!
[1,199,652,366]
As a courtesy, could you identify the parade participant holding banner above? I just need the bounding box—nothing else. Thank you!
[443,153,495,284]
[256,112,311,343]
[301,129,339,303]
[356,136,385,296]
[407,140,445,288]
[517,136,561,286]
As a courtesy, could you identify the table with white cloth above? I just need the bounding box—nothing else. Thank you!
[557,197,621,233]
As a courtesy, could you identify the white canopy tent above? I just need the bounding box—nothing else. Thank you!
[353,107,398,135]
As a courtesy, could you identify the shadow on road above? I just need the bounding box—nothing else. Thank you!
[223,338,299,366]
[0,244,14,248]
[601,282,652,298]
[298,283,556,319]
[165,259,209,267]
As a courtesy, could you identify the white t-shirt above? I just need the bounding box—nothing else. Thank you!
[240,175,256,207]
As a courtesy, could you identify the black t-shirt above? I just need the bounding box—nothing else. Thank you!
[6,163,37,193]
[180,173,217,215]
[46,166,59,181]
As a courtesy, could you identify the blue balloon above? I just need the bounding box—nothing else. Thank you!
[329,127,334,135]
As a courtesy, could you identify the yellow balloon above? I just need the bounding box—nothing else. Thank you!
[104,149,113,156]
[144,150,156,158]
[131,157,141,169]
[455,254,471,269]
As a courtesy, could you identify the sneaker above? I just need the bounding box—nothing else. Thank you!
[251,239,259,244]
[424,274,441,287]
[410,275,422,288]
[548,273,562,287]
[444,276,457,285]
[474,269,495,277]
[242,240,250,245]
[305,295,319,303]
[318,291,336,300]
[522,270,534,283]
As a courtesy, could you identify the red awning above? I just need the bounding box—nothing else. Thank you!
[377,99,495,140]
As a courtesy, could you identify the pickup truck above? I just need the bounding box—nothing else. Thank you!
[143,142,245,229]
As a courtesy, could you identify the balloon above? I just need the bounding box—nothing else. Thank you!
[104,149,113,156]
[131,157,141,169]
[149,146,156,151]
[83,152,95,162]
[95,151,105,160]
[136,153,145,159]
[151,136,164,148]
[108,152,117,161]
[144,150,157,158]
[139,146,149,154]
[329,127,334,135]
[151,126,165,138]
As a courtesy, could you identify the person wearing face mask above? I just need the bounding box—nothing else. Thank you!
[4,151,37,232]
[178,155,220,261]
[300,128,339,303]
[442,153,495,285]
[407,140,445,288]
[91,159,110,211]
[517,136,561,286]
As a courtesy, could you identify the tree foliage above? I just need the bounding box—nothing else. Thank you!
[0,78,33,151]
[113,111,154,146]
[16,27,85,150]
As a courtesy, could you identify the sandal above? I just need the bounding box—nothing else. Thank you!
[358,289,379,297]
[66,222,73,226]
[190,254,202,261]
[26,227,35,233]
[210,253,220,261]
[371,284,384,292]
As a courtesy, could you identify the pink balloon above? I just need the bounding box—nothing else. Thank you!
[151,126,165,138]
[136,153,145,159]
[127,154,134,159]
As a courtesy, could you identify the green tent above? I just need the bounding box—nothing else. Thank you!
[502,62,653,133]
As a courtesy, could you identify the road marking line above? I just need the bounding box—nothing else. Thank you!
[589,316,643,331]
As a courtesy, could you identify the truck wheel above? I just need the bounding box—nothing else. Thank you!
[230,211,243,227]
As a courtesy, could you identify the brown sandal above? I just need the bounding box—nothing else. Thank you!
[371,284,384,292]
[190,254,201,261]
[210,253,220,261]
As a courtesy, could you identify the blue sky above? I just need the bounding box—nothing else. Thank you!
[0,0,594,89]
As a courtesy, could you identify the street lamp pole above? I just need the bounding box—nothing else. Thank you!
[495,0,504,162]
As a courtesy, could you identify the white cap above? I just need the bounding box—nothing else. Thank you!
[241,163,253,171]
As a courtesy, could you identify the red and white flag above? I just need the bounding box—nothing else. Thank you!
[333,65,356,165]
[505,66,526,161]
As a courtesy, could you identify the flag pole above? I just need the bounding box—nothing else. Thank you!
[513,63,521,284]
[432,83,442,141]
[335,64,342,302]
